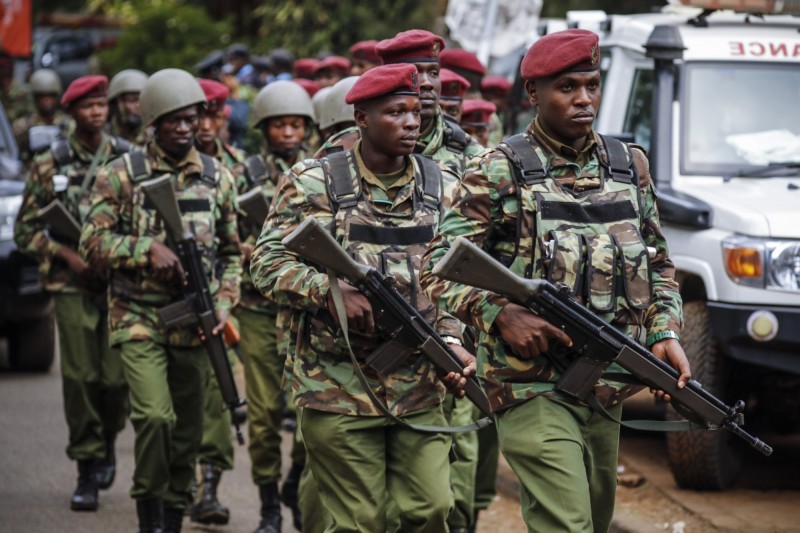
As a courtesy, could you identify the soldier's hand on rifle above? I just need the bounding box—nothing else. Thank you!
[56,246,89,277]
[326,279,375,335]
[495,303,573,359]
[149,241,186,283]
[197,308,230,341]
[440,344,477,398]
[650,339,691,402]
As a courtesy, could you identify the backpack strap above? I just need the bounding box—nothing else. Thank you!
[199,153,217,183]
[50,139,72,168]
[600,134,636,184]
[496,133,548,186]
[412,154,442,211]
[244,154,268,186]
[127,150,151,183]
[323,151,359,210]
[443,115,468,152]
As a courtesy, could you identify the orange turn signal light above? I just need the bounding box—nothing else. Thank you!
[724,246,762,278]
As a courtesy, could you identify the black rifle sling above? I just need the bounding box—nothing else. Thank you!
[412,154,442,211]
[244,154,268,187]
[600,134,635,184]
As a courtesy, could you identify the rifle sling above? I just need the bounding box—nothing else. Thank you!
[327,270,492,434]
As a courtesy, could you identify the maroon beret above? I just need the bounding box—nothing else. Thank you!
[440,49,486,76]
[350,40,382,64]
[293,78,322,98]
[315,56,351,76]
[440,69,470,101]
[294,58,320,79]
[197,78,229,112]
[376,29,445,64]
[345,63,419,105]
[521,29,600,80]
[61,75,108,106]
[480,75,512,99]
[460,99,497,126]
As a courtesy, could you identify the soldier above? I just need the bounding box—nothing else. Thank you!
[108,69,148,146]
[294,58,320,80]
[12,68,73,164]
[14,75,130,512]
[269,49,295,83]
[251,62,471,533]
[420,29,691,532]
[314,55,350,89]
[0,54,32,123]
[294,78,322,98]
[227,43,257,87]
[375,30,484,177]
[480,75,512,145]
[460,99,497,148]
[348,40,382,76]
[315,75,359,155]
[79,68,241,533]
[238,79,315,533]
[439,68,470,122]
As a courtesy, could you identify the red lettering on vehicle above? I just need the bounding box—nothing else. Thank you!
[769,43,788,56]
[748,42,765,56]
[730,41,744,56]
[795,44,800,57]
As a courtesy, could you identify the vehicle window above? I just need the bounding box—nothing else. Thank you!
[622,68,653,152]
[682,62,800,175]
[46,35,93,62]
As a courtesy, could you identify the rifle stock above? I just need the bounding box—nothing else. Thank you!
[434,237,772,456]
[237,186,270,227]
[38,200,82,243]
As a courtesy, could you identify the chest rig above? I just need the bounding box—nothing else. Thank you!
[498,133,651,325]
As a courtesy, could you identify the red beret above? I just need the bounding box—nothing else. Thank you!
[480,75,512,98]
[294,58,320,79]
[345,63,418,105]
[521,29,600,80]
[293,78,322,98]
[197,78,229,112]
[350,41,382,64]
[440,49,486,76]
[61,75,108,106]
[376,29,445,64]
[440,69,470,101]
[315,56,351,76]
[460,99,497,126]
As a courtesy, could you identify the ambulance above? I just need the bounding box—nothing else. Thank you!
[579,1,800,489]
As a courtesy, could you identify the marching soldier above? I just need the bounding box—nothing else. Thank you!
[348,40,382,76]
[314,56,350,89]
[79,68,241,533]
[460,99,497,148]
[12,68,73,164]
[14,75,130,513]
[439,68,470,122]
[107,69,149,146]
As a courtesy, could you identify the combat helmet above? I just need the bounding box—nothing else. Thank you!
[140,68,206,127]
[108,69,147,101]
[311,87,332,126]
[318,76,359,131]
[252,80,315,128]
[29,69,62,95]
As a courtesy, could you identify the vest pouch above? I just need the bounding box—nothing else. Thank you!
[584,233,616,312]
[546,230,584,297]
[611,224,651,310]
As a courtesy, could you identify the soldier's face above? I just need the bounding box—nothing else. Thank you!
[463,124,490,148]
[356,94,421,157]
[316,68,342,88]
[527,70,601,151]
[156,105,200,159]
[70,96,108,133]
[350,60,378,77]
[34,94,58,117]
[119,92,141,119]
[265,116,306,152]
[439,99,462,122]
[415,62,441,123]
[197,108,225,145]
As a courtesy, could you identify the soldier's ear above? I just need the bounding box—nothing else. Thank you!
[525,80,537,108]
[354,108,368,130]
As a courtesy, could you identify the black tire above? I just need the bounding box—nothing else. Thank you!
[9,312,56,373]
[665,301,743,490]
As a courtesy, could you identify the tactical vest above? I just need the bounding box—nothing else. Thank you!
[442,115,469,173]
[498,133,651,326]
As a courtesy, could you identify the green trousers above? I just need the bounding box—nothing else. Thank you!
[496,395,621,533]
[119,339,207,508]
[297,412,331,533]
[444,396,480,530]
[300,407,452,533]
[474,420,499,512]
[54,293,127,461]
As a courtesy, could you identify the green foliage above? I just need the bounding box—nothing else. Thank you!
[96,2,232,75]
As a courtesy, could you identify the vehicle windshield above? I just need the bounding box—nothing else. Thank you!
[681,62,800,176]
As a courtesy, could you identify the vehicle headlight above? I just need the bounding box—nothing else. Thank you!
[723,236,800,292]
[0,194,22,242]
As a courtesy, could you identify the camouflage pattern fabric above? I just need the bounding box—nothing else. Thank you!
[1,80,32,123]
[314,126,360,159]
[250,140,462,417]
[416,108,484,177]
[487,112,504,147]
[13,110,74,163]
[421,118,683,412]
[15,132,128,293]
[79,142,241,348]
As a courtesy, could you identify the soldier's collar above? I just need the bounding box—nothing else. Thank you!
[150,142,204,171]
[354,139,415,192]
[531,117,597,163]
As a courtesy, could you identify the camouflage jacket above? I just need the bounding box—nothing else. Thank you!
[15,132,129,293]
[251,141,462,417]
[13,111,74,163]
[109,114,150,147]
[420,119,683,412]
[314,126,360,159]
[79,142,242,348]
[1,80,32,123]
[416,108,484,177]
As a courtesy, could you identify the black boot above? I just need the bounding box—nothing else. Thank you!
[190,463,230,525]
[163,506,184,533]
[254,482,281,533]
[136,498,164,533]
[281,462,303,531]
[70,460,98,511]
[92,435,116,490]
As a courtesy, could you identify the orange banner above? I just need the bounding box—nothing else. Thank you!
[0,0,32,57]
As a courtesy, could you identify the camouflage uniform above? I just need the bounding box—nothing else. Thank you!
[313,126,360,159]
[417,108,484,177]
[1,79,32,123]
[109,113,149,147]
[14,133,129,467]
[421,118,683,531]
[251,141,461,532]
[13,110,74,164]
[79,141,241,509]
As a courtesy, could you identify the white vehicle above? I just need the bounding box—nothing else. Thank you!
[587,3,800,489]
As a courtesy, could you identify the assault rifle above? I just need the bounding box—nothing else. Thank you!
[433,237,772,456]
[237,186,270,227]
[38,200,82,243]
[141,176,246,444]
[282,217,492,418]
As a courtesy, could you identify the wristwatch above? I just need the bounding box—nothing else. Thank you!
[646,330,680,347]
[441,335,463,346]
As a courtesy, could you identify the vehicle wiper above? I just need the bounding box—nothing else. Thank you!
[730,161,800,179]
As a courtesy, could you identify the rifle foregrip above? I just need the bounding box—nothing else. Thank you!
[282,216,370,283]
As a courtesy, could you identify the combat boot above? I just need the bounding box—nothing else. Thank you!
[70,460,98,511]
[92,435,116,489]
[190,463,230,525]
[163,506,184,533]
[281,462,303,531]
[135,498,164,533]
[254,482,281,533]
